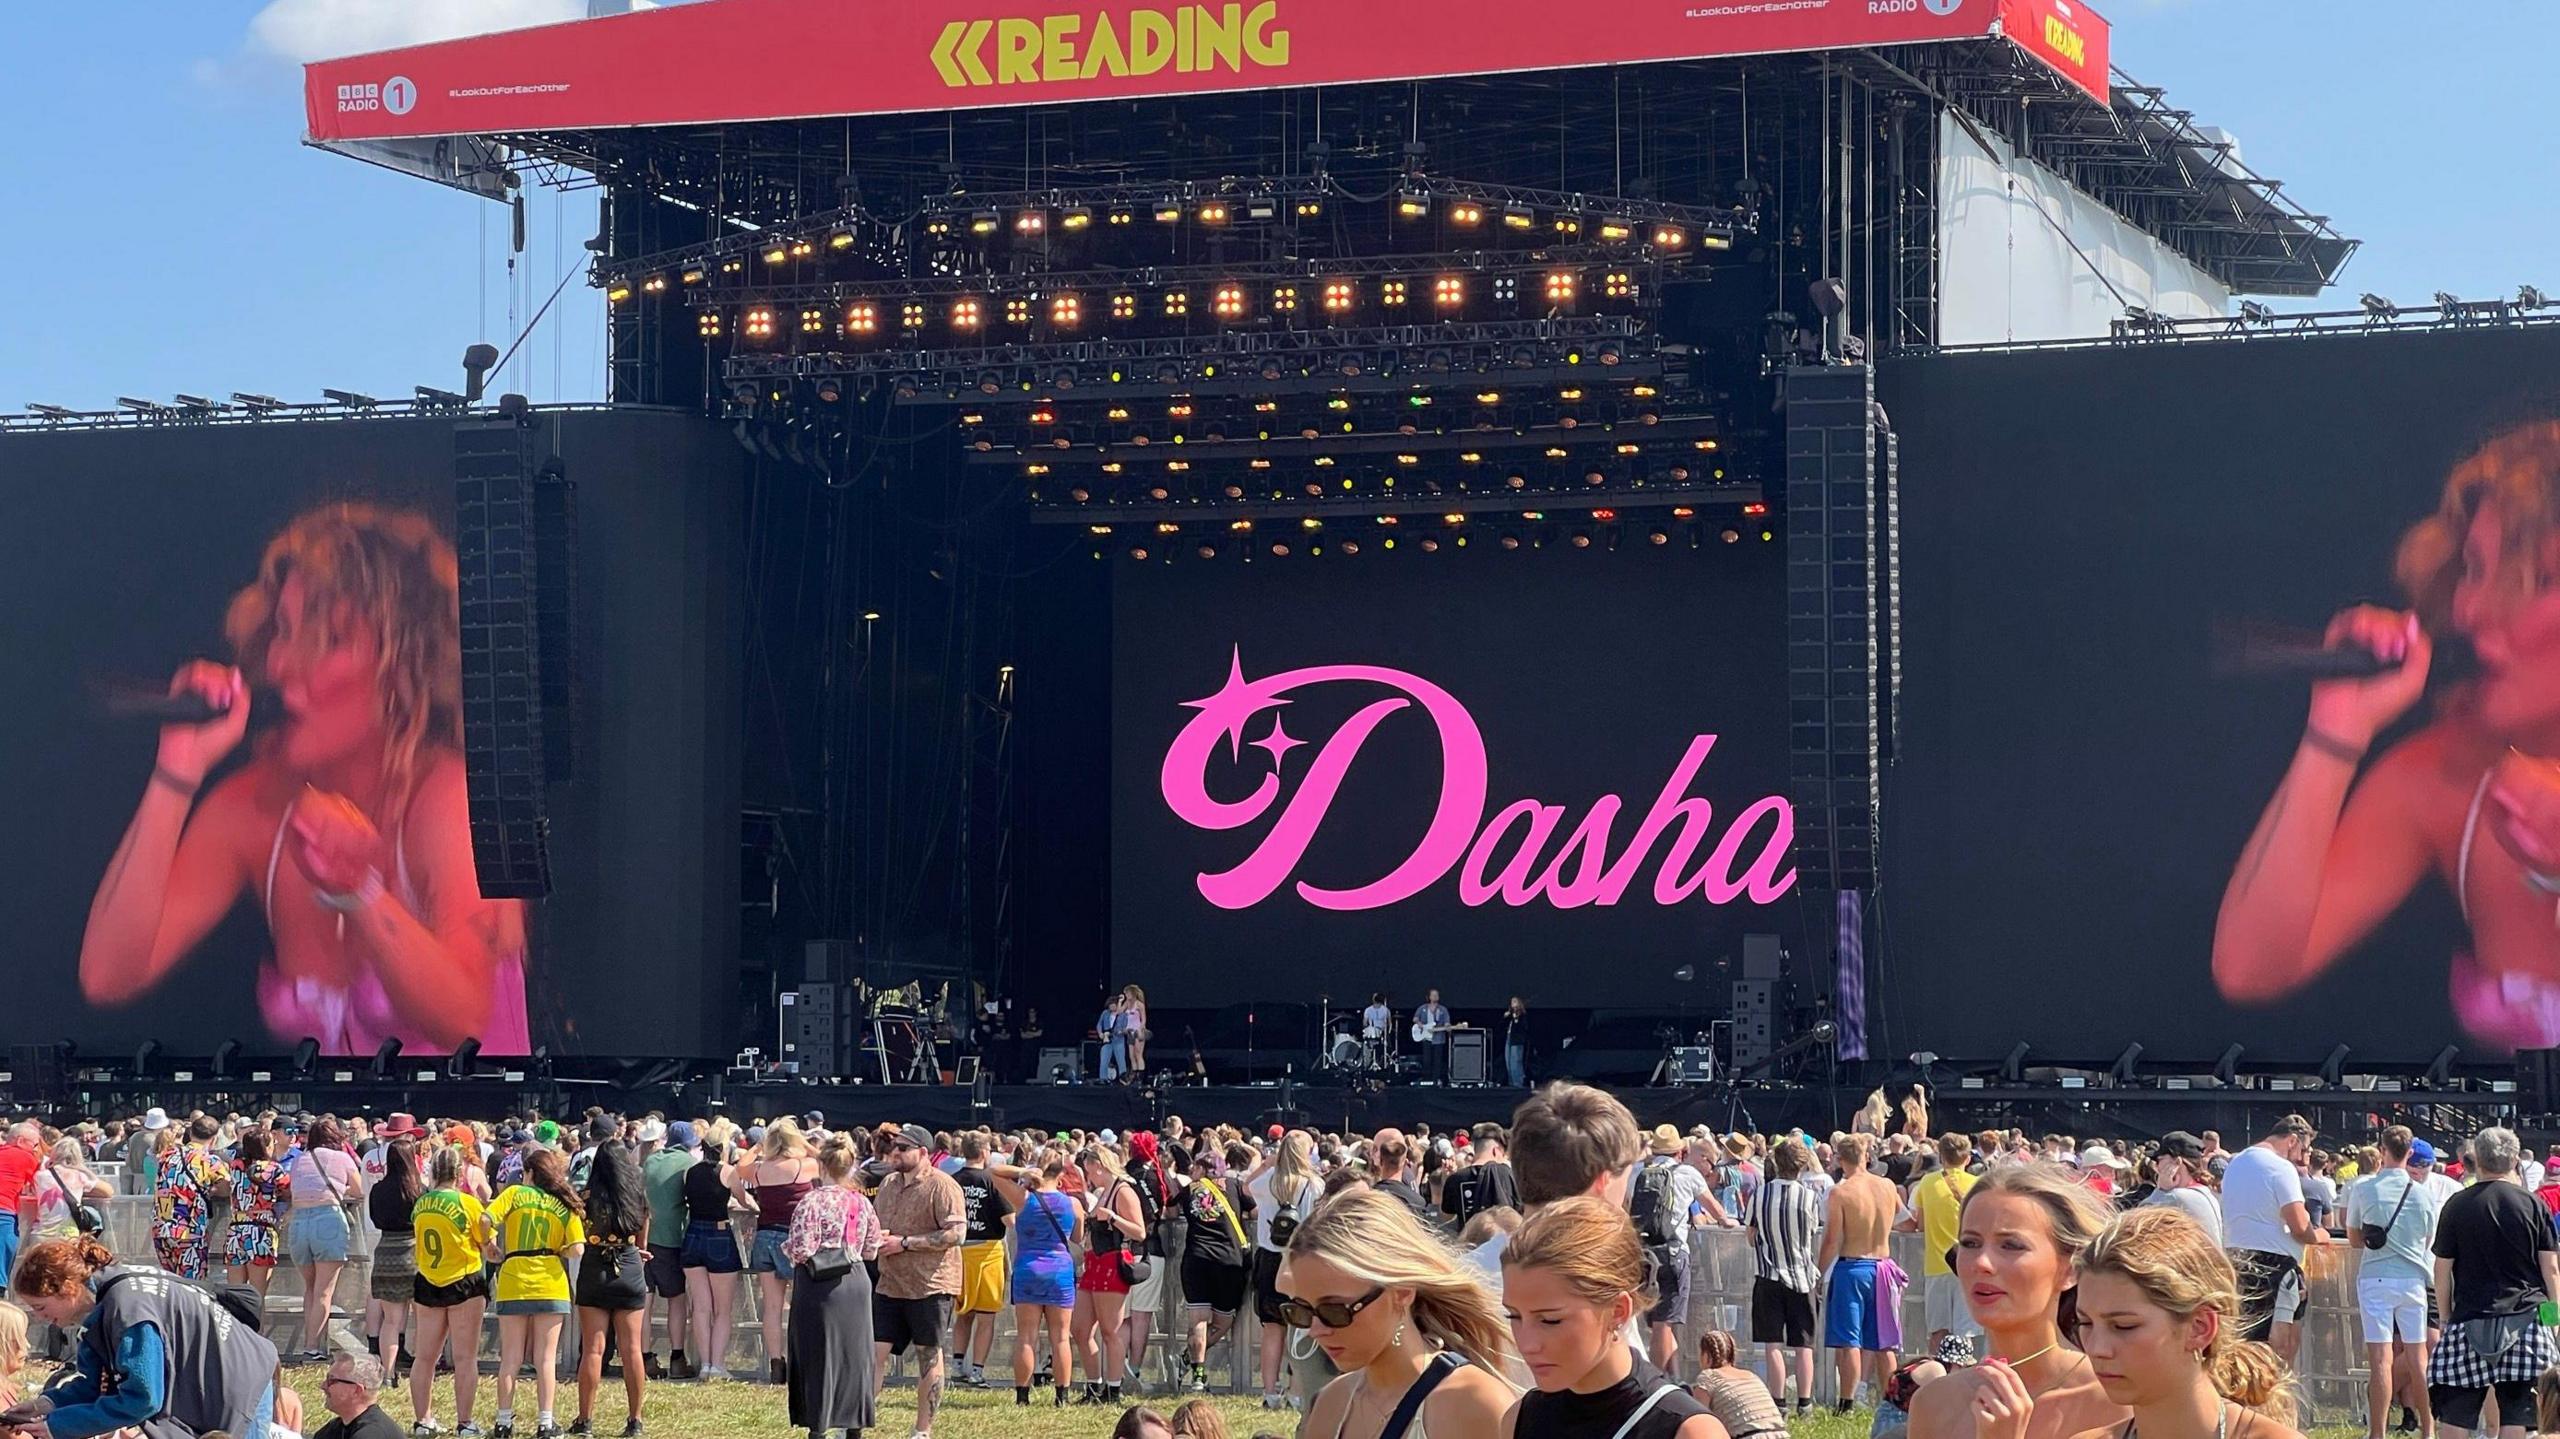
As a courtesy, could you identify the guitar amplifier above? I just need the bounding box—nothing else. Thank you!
[1448,1029,1488,1085]
[1036,1046,1083,1082]
[1671,1046,1716,1084]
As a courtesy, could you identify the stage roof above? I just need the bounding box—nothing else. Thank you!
[303,0,2107,143]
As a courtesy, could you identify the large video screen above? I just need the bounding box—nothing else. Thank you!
[1883,327,2560,1066]
[1111,538,1795,1009]
[0,411,742,1057]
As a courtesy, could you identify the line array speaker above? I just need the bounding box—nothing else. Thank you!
[1784,364,1882,893]
[454,417,553,898]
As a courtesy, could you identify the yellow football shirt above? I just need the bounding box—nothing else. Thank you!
[1912,1167,1978,1277]
[411,1189,490,1288]
[488,1185,585,1303]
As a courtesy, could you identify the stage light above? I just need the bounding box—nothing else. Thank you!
[133,1038,161,1077]
[720,257,745,275]
[926,217,953,236]
[1050,294,1082,328]
[1396,188,1431,219]
[1272,285,1299,313]
[1720,528,1740,544]
[697,311,722,338]
[1322,280,1356,314]
[742,307,775,339]
[1760,530,1774,542]
[2360,292,2399,320]
[1197,201,1230,225]
[799,306,827,334]
[1271,542,1292,557]
[606,280,633,304]
[210,1037,243,1080]
[1196,544,1219,559]
[2108,1042,2145,1086]
[371,1036,404,1081]
[2424,1043,2462,1089]
[1502,203,1537,231]
[1652,225,1687,250]
[1596,341,1623,366]
[1106,206,1134,227]
[1558,387,1583,401]
[762,242,789,265]
[1130,546,1151,561]
[846,302,879,335]
[1167,401,1194,418]
[970,209,1001,235]
[1500,534,1522,550]
[1004,296,1032,325]
[2522,285,2552,311]
[1162,291,1190,317]
[2319,1043,2352,1088]
[1434,275,1466,309]
[900,302,927,331]
[816,379,842,404]
[291,1036,321,1078]
[1648,530,1668,546]
[789,238,816,260]
[1015,209,1046,236]
[1026,463,1051,477]
[1106,405,1131,421]
[1154,196,1184,223]
[1154,521,1182,535]
[1449,200,1484,227]
[1381,279,1408,307]
[1296,198,1323,218]
[1544,271,1579,305]
[1060,205,1093,232]
[1742,501,1769,517]
[1614,442,1639,455]
[1603,271,1634,299]
[828,228,857,251]
[1213,284,1248,320]
[641,274,668,295]
[680,264,707,285]
[1109,292,1138,321]
[1598,218,1634,242]
[951,298,984,331]
[1570,533,1592,549]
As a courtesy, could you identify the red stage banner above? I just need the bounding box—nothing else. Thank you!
[1998,0,2109,102]
[306,0,2108,144]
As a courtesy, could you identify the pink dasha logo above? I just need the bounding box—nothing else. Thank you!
[1159,649,1796,911]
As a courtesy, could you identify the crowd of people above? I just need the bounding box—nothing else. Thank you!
[0,1093,2548,1439]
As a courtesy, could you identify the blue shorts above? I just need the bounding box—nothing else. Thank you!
[679,1220,741,1275]
[0,1212,19,1291]
[284,1207,352,1267]
[747,1226,789,1275]
[1824,1257,1883,1350]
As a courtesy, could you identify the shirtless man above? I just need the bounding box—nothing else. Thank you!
[1816,1133,1900,1409]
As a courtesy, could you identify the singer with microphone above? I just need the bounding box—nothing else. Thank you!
[2214,421,2560,1049]
[76,503,531,1056]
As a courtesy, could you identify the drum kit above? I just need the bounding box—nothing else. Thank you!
[1318,1000,1408,1078]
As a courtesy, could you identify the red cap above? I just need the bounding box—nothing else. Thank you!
[1454,1134,1471,1147]
[1266,1124,1285,1139]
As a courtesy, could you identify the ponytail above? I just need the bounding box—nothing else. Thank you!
[14,1235,114,1297]
[2206,1335,2296,1427]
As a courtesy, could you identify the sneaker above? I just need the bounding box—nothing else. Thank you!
[567,1421,593,1437]
[699,1366,731,1382]
[413,1423,446,1437]
[620,1422,644,1438]
[535,1426,562,1439]
[456,1426,485,1438]
[957,1371,990,1390]
[1261,1393,1286,1410]
[490,1424,516,1439]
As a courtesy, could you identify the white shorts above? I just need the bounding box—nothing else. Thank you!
[2358,1274,2427,1344]
[1923,1273,1980,1338]
[2274,1265,2305,1327]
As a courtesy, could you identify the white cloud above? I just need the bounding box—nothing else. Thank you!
[242,0,588,64]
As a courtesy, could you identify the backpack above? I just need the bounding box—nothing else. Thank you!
[1628,1158,1680,1249]
[1266,1176,1312,1249]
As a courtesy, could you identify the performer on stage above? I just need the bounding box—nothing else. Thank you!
[1503,996,1530,1089]
[1361,993,1393,1072]
[77,503,530,1056]
[2215,421,2560,1049]
[1412,989,1452,1084]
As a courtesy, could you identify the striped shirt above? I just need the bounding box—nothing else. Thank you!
[1750,1177,1824,1295]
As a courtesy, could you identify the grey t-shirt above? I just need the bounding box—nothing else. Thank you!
[2140,1184,2224,1248]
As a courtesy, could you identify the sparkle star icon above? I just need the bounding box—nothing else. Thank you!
[1179,646,1285,762]
[1249,714,1304,770]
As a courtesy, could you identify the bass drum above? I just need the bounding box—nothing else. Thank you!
[1327,1033,1369,1071]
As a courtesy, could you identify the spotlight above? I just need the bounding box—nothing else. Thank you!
[605,279,633,304]
[2108,1042,2144,1086]
[1322,280,1356,314]
[2000,1041,2031,1083]
[846,301,879,335]
[1050,294,1082,328]
[1597,218,1634,243]
[951,298,984,331]
[291,1036,321,1078]
[1651,225,1687,250]
[1153,196,1184,223]
[2360,292,2399,320]
[1197,201,1231,225]
[1502,203,1536,231]
[2239,300,2275,326]
[1014,209,1047,235]
[1433,275,1465,309]
[2318,1043,2352,1088]
[1719,528,1740,544]
[2424,1043,2463,1089]
[1213,284,1248,321]
[371,1036,404,1081]
[1544,271,1579,305]
[969,209,1001,235]
[1396,188,1431,219]
[210,1038,243,1081]
[2521,285,2552,311]
[760,242,788,265]
[1061,205,1093,231]
[133,1038,161,1078]
[2213,1043,2245,1087]
[1448,200,1483,227]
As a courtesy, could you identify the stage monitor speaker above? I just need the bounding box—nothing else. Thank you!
[454,416,553,898]
[1742,934,1783,981]
[1037,1046,1083,1082]
[2522,1047,2560,1114]
[1449,1030,1488,1086]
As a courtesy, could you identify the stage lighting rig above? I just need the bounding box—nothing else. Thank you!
[2359,293,2399,322]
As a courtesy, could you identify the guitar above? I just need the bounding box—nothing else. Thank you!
[1411,1017,1452,1043]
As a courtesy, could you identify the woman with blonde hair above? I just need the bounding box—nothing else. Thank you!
[1501,1196,1720,1439]
[2064,1208,2300,1439]
[2216,420,2560,1048]
[1909,1163,2127,1439]
[1122,985,1152,1075]
[78,503,530,1054]
[1285,1188,1516,1439]
[733,1116,818,1385]
[1074,1144,1149,1404]
[1244,1129,1321,1405]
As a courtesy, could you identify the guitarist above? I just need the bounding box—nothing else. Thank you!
[1411,990,1452,1085]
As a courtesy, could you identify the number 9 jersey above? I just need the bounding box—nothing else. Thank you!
[412,1187,491,1288]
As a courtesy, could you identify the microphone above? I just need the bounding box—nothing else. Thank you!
[2211,620,2406,680]
[93,681,237,725]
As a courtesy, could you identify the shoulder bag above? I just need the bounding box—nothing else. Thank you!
[800,1189,858,1281]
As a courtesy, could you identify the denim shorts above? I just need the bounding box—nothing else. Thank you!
[284,1206,351,1266]
[679,1220,741,1275]
[747,1226,789,1275]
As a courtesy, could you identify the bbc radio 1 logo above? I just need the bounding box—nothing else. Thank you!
[1869,0,1963,12]
[335,75,418,115]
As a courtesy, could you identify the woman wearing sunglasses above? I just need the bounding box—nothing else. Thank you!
[1281,1189,1516,1439]
[1500,1196,1725,1439]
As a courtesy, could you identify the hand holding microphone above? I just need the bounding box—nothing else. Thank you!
[151,660,250,791]
[2305,606,2431,755]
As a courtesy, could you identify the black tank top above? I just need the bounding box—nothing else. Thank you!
[683,1158,731,1224]
[1514,1357,1709,1439]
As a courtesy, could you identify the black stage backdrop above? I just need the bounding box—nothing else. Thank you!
[1111,538,1795,1009]
[1883,327,2560,1067]
[0,410,742,1057]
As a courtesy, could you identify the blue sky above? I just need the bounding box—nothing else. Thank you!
[0,2,2551,412]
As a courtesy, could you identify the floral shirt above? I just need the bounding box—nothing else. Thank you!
[231,1159,287,1229]
[154,1143,230,1238]
[781,1182,882,1268]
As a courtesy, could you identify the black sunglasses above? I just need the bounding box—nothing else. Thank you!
[1277,1286,1387,1330]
